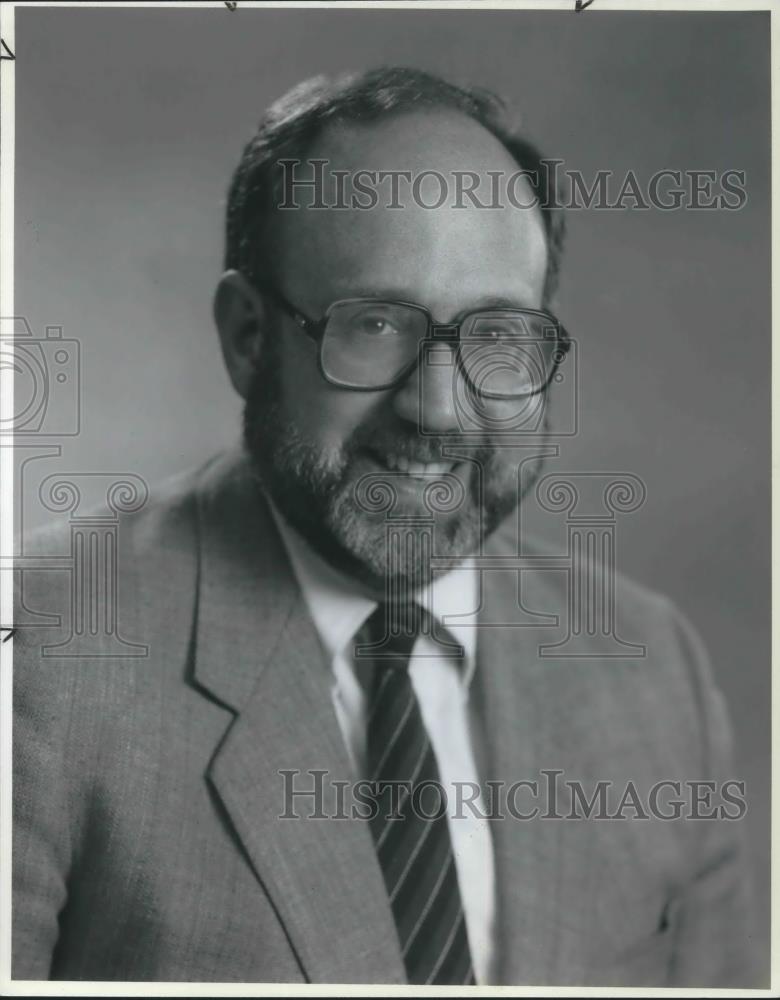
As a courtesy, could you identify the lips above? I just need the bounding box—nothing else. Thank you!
[369,451,456,478]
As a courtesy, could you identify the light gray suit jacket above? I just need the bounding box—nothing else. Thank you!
[13,450,758,985]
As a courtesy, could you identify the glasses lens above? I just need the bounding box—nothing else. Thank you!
[321,301,428,388]
[459,312,562,398]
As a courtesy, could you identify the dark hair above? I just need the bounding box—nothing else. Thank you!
[224,66,565,305]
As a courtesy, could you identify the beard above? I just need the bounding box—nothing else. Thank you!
[243,342,548,595]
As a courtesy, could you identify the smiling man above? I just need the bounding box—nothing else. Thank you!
[228,100,554,591]
[13,67,757,987]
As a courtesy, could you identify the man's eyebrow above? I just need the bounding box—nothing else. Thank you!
[462,295,532,312]
[330,288,534,313]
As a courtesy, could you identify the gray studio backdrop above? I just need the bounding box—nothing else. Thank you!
[13,6,770,976]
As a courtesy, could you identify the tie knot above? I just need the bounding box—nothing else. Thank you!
[355,601,429,666]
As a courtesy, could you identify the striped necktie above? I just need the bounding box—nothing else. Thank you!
[355,601,475,986]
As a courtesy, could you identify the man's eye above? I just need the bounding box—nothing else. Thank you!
[354,316,398,336]
[482,325,516,340]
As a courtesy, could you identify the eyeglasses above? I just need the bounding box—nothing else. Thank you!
[255,280,571,399]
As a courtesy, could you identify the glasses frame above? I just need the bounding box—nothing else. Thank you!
[255,279,571,399]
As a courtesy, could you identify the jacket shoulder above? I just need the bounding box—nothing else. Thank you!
[17,455,220,563]
[12,452,241,706]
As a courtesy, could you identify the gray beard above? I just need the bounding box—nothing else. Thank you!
[242,352,547,595]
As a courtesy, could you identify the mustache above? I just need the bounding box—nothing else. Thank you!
[349,429,495,464]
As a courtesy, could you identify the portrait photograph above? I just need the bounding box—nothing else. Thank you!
[0,1,773,993]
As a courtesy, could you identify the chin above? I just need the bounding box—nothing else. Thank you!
[319,477,511,593]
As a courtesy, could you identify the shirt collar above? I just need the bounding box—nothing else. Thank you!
[267,499,478,685]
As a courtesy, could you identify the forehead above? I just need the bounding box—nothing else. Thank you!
[273,108,548,318]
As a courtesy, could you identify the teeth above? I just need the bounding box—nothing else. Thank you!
[382,455,455,477]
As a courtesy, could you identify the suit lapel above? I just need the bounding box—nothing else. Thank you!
[192,453,406,984]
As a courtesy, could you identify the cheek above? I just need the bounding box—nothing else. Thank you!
[467,391,546,440]
[277,332,378,451]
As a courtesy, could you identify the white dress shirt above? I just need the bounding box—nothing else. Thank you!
[269,504,496,984]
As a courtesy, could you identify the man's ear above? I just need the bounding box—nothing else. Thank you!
[213,270,269,400]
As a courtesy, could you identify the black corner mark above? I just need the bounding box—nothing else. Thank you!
[575,0,595,10]
[0,39,15,60]
[1,627,17,643]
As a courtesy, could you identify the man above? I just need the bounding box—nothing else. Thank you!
[13,67,757,986]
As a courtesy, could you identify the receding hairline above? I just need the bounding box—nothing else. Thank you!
[301,103,534,169]
[224,66,566,305]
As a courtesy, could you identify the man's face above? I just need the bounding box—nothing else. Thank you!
[243,109,549,593]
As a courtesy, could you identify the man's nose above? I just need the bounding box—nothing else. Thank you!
[391,342,461,432]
